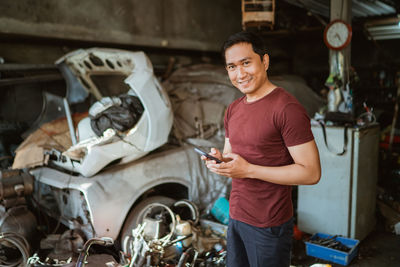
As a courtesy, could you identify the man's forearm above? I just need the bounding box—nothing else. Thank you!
[247,162,320,185]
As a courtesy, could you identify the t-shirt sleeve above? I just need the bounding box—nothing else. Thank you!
[279,102,314,147]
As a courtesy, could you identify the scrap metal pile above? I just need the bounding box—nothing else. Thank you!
[25,199,227,267]
[0,168,227,267]
[121,200,227,267]
[0,169,35,267]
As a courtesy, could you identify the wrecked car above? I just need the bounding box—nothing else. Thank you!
[1,48,323,265]
[4,48,235,263]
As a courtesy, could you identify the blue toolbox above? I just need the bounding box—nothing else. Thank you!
[305,233,360,266]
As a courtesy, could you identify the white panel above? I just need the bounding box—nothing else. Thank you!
[298,125,353,236]
[298,124,379,240]
[350,126,379,239]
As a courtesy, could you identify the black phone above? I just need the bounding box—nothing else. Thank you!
[194,147,222,163]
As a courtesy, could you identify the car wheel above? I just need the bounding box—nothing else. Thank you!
[120,195,175,254]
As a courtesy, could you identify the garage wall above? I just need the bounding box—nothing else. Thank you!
[0,0,241,52]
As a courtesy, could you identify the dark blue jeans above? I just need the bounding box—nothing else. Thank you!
[227,217,293,267]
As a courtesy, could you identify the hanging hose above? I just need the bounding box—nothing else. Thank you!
[0,232,30,267]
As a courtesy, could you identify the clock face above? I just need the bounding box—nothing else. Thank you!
[324,20,352,50]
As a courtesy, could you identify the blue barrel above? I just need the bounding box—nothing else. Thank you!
[211,197,230,225]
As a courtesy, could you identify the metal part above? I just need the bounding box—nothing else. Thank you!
[199,219,228,238]
[177,247,193,267]
[174,199,200,225]
[57,61,89,104]
[0,171,33,200]
[174,216,193,247]
[0,63,57,71]
[0,231,30,267]
[75,237,114,267]
[139,203,176,246]
[0,73,63,87]
[0,170,35,216]
[0,205,37,244]
[126,202,198,266]
[128,223,149,267]
[63,97,77,145]
[0,169,20,179]
[142,217,166,240]
[32,181,95,238]
[283,0,395,18]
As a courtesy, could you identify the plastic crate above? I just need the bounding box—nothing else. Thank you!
[305,233,360,266]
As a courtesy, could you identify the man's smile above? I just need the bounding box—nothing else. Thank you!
[237,77,253,86]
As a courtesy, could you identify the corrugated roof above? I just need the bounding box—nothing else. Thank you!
[283,0,396,18]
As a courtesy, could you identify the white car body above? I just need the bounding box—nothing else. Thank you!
[52,48,173,177]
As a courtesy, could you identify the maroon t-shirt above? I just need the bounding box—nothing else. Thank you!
[224,87,314,227]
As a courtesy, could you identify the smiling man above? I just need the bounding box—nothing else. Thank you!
[202,31,321,267]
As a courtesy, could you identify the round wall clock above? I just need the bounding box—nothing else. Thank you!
[323,19,352,50]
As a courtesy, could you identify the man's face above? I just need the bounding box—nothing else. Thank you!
[225,42,269,96]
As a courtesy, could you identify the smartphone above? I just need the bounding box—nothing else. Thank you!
[194,147,222,163]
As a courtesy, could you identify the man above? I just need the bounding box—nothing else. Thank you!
[202,31,321,267]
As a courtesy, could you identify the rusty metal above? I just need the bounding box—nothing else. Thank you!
[0,171,33,200]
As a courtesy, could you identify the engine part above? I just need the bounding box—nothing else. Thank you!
[75,237,114,267]
[174,215,193,247]
[50,229,86,256]
[142,216,167,240]
[138,203,176,246]
[0,169,20,179]
[173,199,199,225]
[127,203,178,267]
[121,196,175,255]
[0,205,37,244]
[0,170,33,201]
[0,232,30,267]
[128,223,149,267]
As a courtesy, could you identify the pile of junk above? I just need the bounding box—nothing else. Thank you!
[0,48,324,267]
[1,173,228,267]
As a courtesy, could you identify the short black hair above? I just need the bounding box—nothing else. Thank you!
[221,31,266,64]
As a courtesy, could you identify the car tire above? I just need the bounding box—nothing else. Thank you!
[120,195,175,253]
